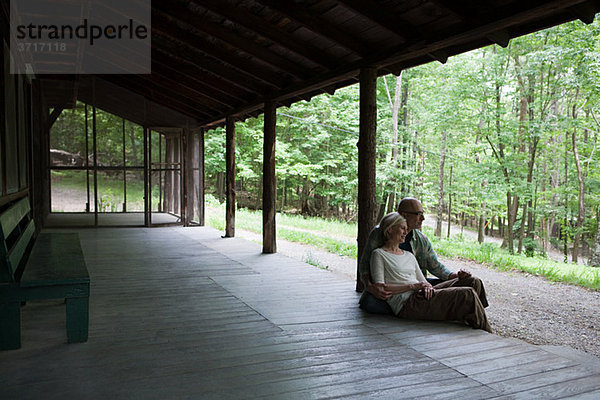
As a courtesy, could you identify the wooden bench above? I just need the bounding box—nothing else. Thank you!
[0,196,89,350]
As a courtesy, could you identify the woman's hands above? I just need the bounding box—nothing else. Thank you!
[368,280,435,300]
[411,281,434,299]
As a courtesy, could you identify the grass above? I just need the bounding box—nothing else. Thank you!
[302,251,328,270]
[205,197,600,291]
[205,201,357,258]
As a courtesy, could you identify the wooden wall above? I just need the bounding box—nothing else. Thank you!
[0,7,42,227]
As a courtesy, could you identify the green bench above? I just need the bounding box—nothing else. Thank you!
[0,196,89,350]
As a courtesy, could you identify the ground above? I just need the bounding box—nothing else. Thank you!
[235,227,600,359]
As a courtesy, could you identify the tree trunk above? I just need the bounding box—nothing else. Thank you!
[216,172,225,201]
[435,131,447,237]
[590,210,600,267]
[476,214,484,243]
[517,202,527,254]
[503,193,519,253]
[387,191,396,213]
[447,166,453,239]
[129,124,138,166]
[572,128,585,263]
[391,74,402,163]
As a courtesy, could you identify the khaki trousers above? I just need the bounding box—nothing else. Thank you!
[397,276,492,332]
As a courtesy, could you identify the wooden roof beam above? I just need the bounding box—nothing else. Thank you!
[192,0,341,69]
[150,61,244,108]
[198,68,360,127]
[103,75,214,120]
[427,50,449,64]
[152,16,285,90]
[379,0,598,71]
[151,50,255,102]
[334,0,416,41]
[427,0,480,22]
[486,30,511,48]
[570,2,599,23]
[153,3,308,81]
[152,36,268,95]
[254,0,370,55]
[142,71,228,112]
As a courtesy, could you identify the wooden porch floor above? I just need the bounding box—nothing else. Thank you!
[2,226,600,399]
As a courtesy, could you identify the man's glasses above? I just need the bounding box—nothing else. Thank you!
[403,211,424,216]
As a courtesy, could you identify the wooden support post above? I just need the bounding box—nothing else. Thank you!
[263,100,277,253]
[181,127,187,225]
[356,67,378,292]
[143,127,149,226]
[199,128,205,226]
[225,116,236,237]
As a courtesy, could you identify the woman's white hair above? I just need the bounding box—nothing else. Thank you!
[379,212,406,240]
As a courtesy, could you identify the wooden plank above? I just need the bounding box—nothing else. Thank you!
[471,356,580,387]
[20,233,89,287]
[506,373,600,399]
[7,219,34,279]
[488,364,599,394]
[0,196,30,238]
[247,367,466,400]
[441,343,540,368]
[340,377,498,400]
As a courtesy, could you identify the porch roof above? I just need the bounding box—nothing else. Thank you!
[31,0,600,129]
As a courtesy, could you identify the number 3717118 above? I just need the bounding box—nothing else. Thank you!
[17,42,67,52]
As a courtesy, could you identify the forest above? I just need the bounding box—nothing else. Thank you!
[204,18,600,266]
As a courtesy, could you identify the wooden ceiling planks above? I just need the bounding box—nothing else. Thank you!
[32,0,600,129]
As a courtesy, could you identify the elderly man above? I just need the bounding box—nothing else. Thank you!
[358,197,488,314]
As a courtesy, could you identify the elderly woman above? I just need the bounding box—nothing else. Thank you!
[370,212,492,332]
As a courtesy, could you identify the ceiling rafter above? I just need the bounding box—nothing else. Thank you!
[427,0,479,22]
[142,70,229,112]
[152,3,308,81]
[150,61,243,107]
[334,0,417,41]
[253,0,370,55]
[108,74,217,117]
[151,51,255,102]
[152,16,285,90]
[152,35,268,95]
[569,1,600,23]
[192,0,341,69]
[102,75,213,119]
[198,68,361,127]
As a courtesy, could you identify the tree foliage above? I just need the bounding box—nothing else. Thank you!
[203,18,600,263]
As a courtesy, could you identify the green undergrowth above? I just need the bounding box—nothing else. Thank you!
[201,196,600,291]
[427,227,600,290]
